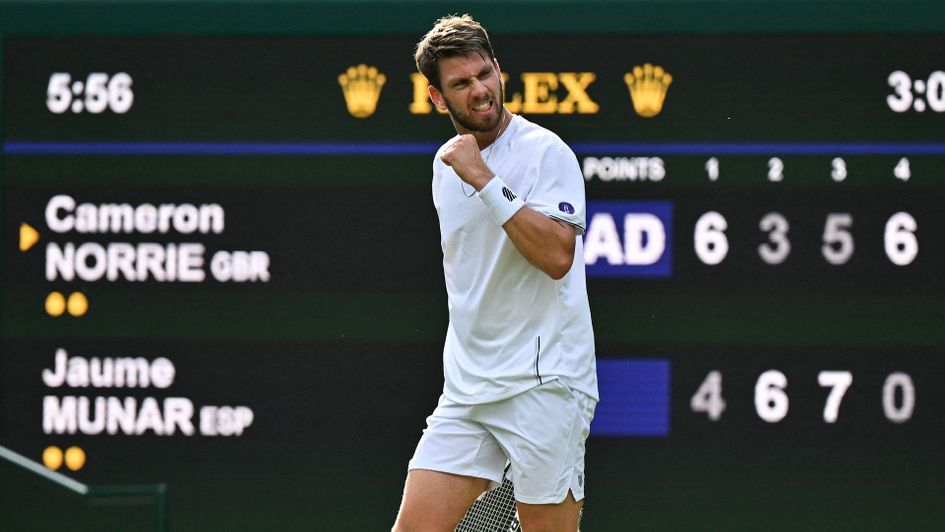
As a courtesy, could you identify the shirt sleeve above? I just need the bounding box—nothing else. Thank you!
[524,139,587,235]
[431,158,440,211]
[431,145,447,212]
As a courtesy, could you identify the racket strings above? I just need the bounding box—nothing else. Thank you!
[455,476,521,532]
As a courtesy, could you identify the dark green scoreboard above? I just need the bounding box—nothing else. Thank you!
[2,2,945,530]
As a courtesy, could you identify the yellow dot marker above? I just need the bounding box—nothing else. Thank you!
[45,292,66,317]
[43,446,63,471]
[67,292,89,317]
[64,446,86,471]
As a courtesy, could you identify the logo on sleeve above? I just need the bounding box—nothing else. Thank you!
[558,202,575,215]
[502,187,517,202]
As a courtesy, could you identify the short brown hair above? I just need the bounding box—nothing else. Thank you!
[414,14,496,90]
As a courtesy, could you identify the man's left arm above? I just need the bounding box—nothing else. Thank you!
[500,207,576,280]
[499,137,585,280]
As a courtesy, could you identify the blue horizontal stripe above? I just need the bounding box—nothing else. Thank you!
[4,141,944,156]
[2,141,441,156]
[573,141,945,155]
[601,404,671,411]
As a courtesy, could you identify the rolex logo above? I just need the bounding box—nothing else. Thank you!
[623,63,672,118]
[338,64,386,118]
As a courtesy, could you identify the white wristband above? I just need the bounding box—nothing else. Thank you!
[477,176,525,227]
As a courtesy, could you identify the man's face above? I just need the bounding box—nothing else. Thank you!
[430,53,504,134]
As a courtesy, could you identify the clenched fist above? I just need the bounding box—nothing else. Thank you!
[440,134,495,192]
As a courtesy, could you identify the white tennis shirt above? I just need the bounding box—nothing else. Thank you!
[432,114,599,404]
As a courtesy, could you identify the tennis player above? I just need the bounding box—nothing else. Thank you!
[393,15,598,532]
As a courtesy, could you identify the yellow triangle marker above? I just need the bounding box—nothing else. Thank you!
[20,223,40,252]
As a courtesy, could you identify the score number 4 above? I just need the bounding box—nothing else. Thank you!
[691,370,915,423]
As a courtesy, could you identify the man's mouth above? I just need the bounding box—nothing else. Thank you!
[471,101,492,113]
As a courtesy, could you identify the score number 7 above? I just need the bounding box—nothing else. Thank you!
[817,371,853,423]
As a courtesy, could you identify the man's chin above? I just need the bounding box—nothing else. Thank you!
[467,112,502,133]
[447,104,502,133]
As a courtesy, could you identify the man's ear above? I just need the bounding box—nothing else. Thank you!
[428,85,447,110]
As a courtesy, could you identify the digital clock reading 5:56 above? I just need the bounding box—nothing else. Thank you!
[46,72,134,114]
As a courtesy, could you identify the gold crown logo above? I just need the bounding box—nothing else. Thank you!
[338,64,386,118]
[624,63,672,118]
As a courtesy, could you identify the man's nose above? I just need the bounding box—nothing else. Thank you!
[470,78,489,97]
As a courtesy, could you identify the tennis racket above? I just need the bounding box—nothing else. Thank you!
[455,468,521,532]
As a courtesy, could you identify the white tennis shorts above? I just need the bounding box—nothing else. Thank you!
[408,379,596,504]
